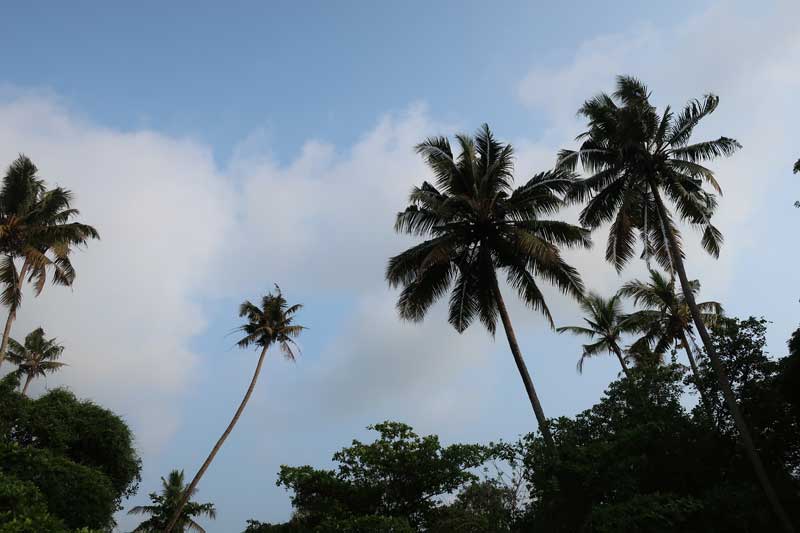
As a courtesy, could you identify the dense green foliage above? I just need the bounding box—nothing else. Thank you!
[0,375,141,530]
[250,422,490,531]
[247,319,800,532]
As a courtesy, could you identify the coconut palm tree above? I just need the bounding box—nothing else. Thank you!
[6,327,66,395]
[128,469,215,532]
[0,156,99,367]
[558,76,794,531]
[556,292,634,378]
[619,270,721,414]
[164,286,304,533]
[386,124,591,450]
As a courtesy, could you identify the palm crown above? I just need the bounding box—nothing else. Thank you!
[7,327,66,390]
[128,469,216,533]
[556,292,635,374]
[0,156,99,309]
[558,76,739,272]
[620,270,722,356]
[236,285,305,359]
[387,124,591,333]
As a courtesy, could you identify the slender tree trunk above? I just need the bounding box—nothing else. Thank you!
[164,345,270,533]
[491,279,555,451]
[611,345,631,379]
[679,331,714,421]
[650,181,795,532]
[21,373,33,396]
[0,259,29,368]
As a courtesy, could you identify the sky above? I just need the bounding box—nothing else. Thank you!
[1,1,799,531]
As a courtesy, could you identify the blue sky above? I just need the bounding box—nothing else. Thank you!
[1,1,799,531]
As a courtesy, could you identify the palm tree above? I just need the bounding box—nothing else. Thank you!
[556,292,633,378]
[386,124,591,450]
[164,286,304,533]
[0,156,99,367]
[794,159,799,208]
[619,270,721,414]
[128,469,215,532]
[6,327,67,395]
[558,76,794,531]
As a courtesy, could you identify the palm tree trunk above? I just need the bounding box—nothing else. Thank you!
[0,259,29,368]
[491,279,555,451]
[21,373,33,396]
[164,345,270,533]
[679,331,714,421]
[611,345,631,379]
[650,181,795,532]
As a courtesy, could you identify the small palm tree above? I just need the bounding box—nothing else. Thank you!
[556,292,634,378]
[6,327,66,395]
[559,76,793,531]
[128,469,215,532]
[387,124,591,450]
[0,156,99,367]
[164,286,304,533]
[620,270,721,414]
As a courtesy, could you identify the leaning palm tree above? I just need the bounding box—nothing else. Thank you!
[556,292,633,378]
[0,156,99,367]
[620,270,721,414]
[386,124,591,450]
[164,286,304,533]
[6,327,67,395]
[558,76,794,531]
[128,469,215,532]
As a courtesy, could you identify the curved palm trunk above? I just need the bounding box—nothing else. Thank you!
[679,331,714,421]
[650,182,795,533]
[21,373,33,396]
[164,345,269,533]
[492,279,555,451]
[610,345,631,379]
[0,259,29,368]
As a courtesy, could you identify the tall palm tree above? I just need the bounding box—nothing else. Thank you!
[556,292,633,378]
[619,270,721,414]
[6,327,67,395]
[128,469,215,532]
[164,286,304,533]
[0,156,99,367]
[386,124,591,450]
[558,76,794,531]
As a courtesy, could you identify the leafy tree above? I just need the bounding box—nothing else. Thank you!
[620,270,721,413]
[6,327,66,395]
[0,444,116,530]
[558,76,792,530]
[128,470,215,533]
[0,156,98,367]
[518,318,800,531]
[166,286,305,532]
[556,292,634,378]
[0,472,68,532]
[387,124,590,449]
[432,480,517,532]
[0,381,141,529]
[264,422,487,531]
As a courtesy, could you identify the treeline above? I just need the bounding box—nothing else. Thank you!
[246,317,800,532]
